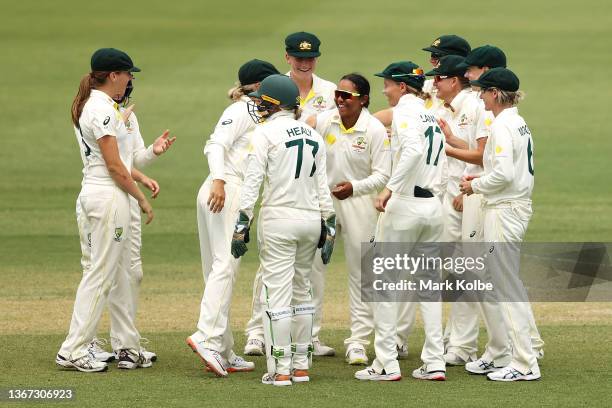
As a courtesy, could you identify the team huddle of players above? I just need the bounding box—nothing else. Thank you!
[58,32,542,386]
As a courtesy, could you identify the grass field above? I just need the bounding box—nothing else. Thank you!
[1,0,611,406]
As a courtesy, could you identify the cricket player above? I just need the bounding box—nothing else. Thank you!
[306,73,391,365]
[244,31,337,357]
[85,80,175,365]
[186,59,280,377]
[355,61,446,381]
[231,74,335,386]
[57,48,154,372]
[459,67,541,381]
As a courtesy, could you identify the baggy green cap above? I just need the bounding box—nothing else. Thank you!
[285,32,321,58]
[238,59,280,85]
[422,35,471,57]
[91,48,140,72]
[425,55,467,77]
[458,45,507,69]
[374,61,425,91]
[469,67,519,91]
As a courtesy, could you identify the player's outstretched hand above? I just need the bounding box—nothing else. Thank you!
[231,211,251,258]
[153,130,176,156]
[320,215,336,265]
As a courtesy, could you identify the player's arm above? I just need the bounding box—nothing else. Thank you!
[131,167,160,199]
[386,111,423,192]
[98,136,153,224]
[446,137,487,166]
[314,138,335,220]
[373,108,393,127]
[351,123,391,195]
[238,128,268,220]
[471,126,514,195]
[437,117,469,149]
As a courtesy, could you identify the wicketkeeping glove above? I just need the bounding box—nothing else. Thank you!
[320,215,336,265]
[231,211,251,259]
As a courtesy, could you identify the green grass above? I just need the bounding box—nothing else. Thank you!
[1,0,612,406]
[2,326,611,408]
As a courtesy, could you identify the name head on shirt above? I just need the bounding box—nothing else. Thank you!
[286,126,312,138]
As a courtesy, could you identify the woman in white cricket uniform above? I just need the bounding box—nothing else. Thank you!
[355,61,447,382]
[56,48,154,372]
[85,80,176,364]
[186,59,280,377]
[231,74,335,386]
[460,68,541,381]
[426,55,512,369]
[244,31,337,357]
[305,73,391,365]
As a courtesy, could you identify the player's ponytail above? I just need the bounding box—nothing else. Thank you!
[227,82,259,102]
[71,72,110,128]
[405,84,432,102]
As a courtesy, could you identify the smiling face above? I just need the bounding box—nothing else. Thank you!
[382,79,406,107]
[286,54,317,79]
[433,75,457,103]
[480,88,497,111]
[335,79,365,119]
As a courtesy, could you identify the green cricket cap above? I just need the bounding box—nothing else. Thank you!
[422,35,471,57]
[458,45,507,69]
[374,61,425,90]
[425,55,467,77]
[470,67,519,91]
[91,48,140,72]
[285,32,321,58]
[238,59,280,85]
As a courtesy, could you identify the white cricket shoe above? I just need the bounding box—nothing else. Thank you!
[117,349,152,369]
[465,359,503,375]
[139,338,157,362]
[444,351,472,366]
[88,338,115,363]
[355,366,401,381]
[346,347,369,365]
[313,340,335,357]
[396,343,409,360]
[186,336,228,377]
[227,355,255,372]
[412,365,446,381]
[487,365,541,382]
[244,338,265,356]
[261,373,292,386]
[56,353,108,373]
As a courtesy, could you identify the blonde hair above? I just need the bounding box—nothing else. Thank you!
[489,87,525,106]
[227,82,259,102]
[406,84,432,102]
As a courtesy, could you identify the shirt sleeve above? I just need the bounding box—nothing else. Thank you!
[130,114,157,169]
[239,127,268,219]
[351,120,391,196]
[386,109,423,192]
[203,101,253,180]
[313,135,335,220]
[471,124,514,195]
[90,104,120,140]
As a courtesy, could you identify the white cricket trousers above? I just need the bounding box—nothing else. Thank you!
[258,208,320,375]
[372,195,445,374]
[483,201,542,374]
[107,196,144,350]
[59,185,138,359]
[191,177,242,361]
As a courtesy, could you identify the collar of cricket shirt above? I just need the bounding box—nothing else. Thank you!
[331,107,370,134]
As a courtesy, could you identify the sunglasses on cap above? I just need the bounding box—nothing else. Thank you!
[390,68,425,79]
[434,75,453,81]
[334,89,361,100]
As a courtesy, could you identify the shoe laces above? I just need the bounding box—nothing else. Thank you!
[89,338,109,353]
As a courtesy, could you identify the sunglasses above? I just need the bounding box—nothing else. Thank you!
[390,68,425,79]
[434,75,454,81]
[431,53,443,59]
[334,89,361,100]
